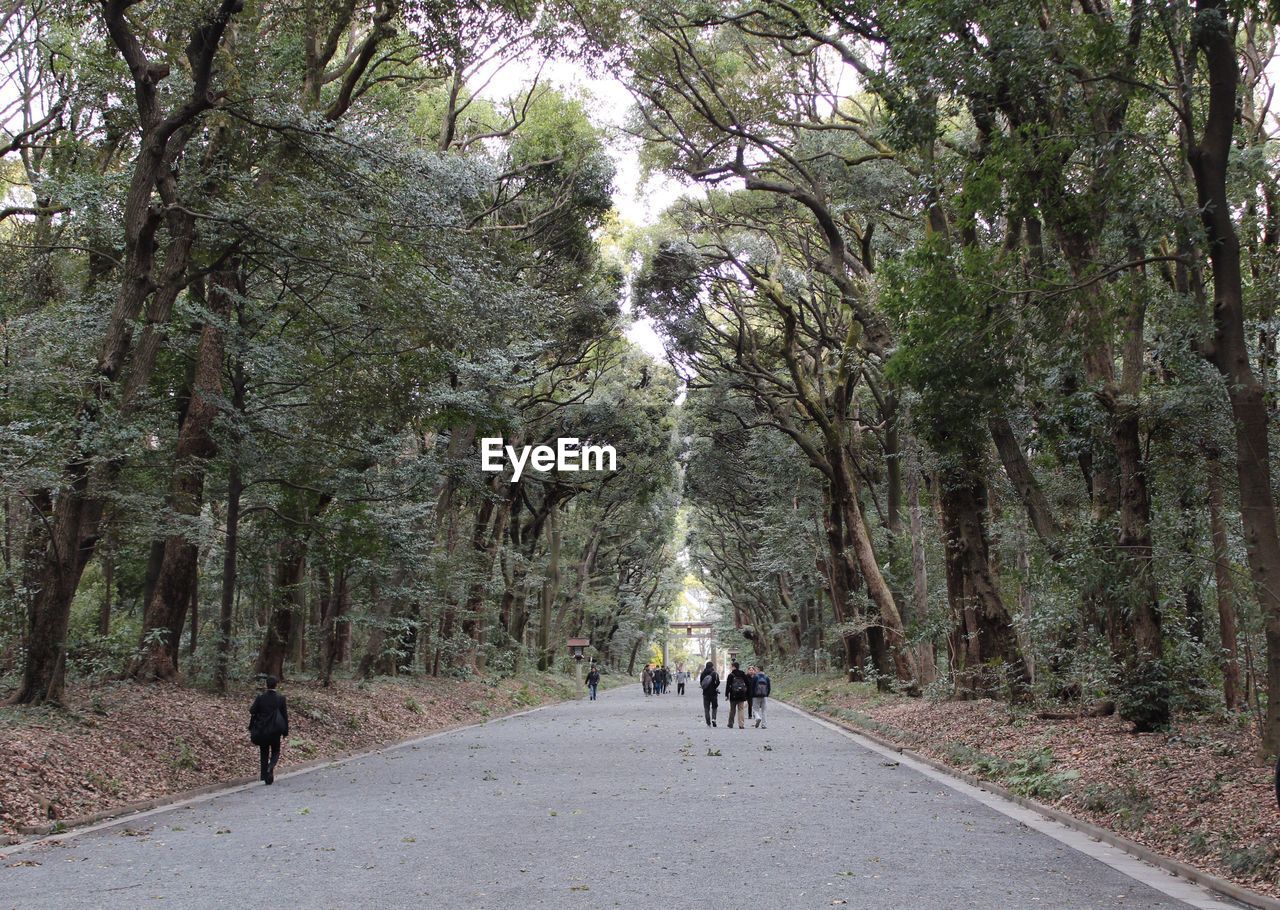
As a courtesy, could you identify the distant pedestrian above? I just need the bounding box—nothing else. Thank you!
[586,665,600,701]
[746,666,757,720]
[699,660,720,727]
[249,676,289,786]
[676,667,689,695]
[724,661,750,729]
[660,666,670,694]
[751,666,771,729]
[654,665,663,695]
[642,664,653,696]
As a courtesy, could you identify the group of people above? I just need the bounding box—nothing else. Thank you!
[248,658,772,791]
[639,659,774,729]
[698,660,771,729]
[641,663,679,695]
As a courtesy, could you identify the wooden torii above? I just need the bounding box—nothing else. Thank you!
[665,621,716,667]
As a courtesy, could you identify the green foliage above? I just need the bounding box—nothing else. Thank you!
[1079,781,1153,831]
[882,238,1014,457]
[971,747,1080,801]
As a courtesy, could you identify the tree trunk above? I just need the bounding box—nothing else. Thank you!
[215,459,241,694]
[537,506,561,671]
[9,0,242,703]
[131,268,237,680]
[10,477,98,704]
[837,450,919,689]
[905,446,936,684]
[937,465,1026,697]
[256,540,307,681]
[988,414,1060,556]
[1108,405,1168,730]
[821,489,865,676]
[1207,455,1243,712]
[321,569,350,687]
[1188,0,1280,754]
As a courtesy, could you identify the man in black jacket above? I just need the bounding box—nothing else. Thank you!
[698,660,719,727]
[724,661,751,729]
[249,676,289,785]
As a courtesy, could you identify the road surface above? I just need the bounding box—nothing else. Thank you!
[0,683,1243,909]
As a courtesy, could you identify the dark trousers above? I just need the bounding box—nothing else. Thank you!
[259,738,281,779]
[703,693,718,725]
[677,682,685,694]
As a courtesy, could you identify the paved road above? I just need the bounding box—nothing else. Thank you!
[0,684,1238,909]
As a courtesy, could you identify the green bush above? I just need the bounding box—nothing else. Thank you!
[973,747,1080,801]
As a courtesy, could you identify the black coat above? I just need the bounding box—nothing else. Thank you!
[698,667,719,697]
[249,690,289,741]
[724,669,751,702]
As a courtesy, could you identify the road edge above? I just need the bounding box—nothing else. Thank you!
[0,695,570,857]
[778,697,1274,910]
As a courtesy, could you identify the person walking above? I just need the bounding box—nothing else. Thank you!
[249,676,289,785]
[724,661,751,729]
[654,665,663,695]
[699,660,720,727]
[746,666,757,720]
[641,664,653,696]
[676,666,689,695]
[660,666,671,695]
[751,666,771,729]
[586,664,601,701]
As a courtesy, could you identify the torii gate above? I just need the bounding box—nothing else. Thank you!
[666,621,716,668]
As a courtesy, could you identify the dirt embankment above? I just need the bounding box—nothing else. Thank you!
[778,674,1280,899]
[1,672,588,840]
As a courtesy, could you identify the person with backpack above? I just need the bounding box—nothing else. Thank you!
[751,666,772,729]
[249,676,289,785]
[699,660,719,727]
[724,661,751,729]
[586,665,601,701]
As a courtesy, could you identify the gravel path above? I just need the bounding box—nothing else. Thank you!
[0,683,1239,909]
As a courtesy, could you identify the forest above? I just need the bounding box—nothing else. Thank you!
[3,0,1280,761]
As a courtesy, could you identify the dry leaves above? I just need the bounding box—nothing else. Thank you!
[808,686,1280,897]
[0,674,572,841]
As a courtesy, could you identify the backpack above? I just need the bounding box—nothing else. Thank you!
[727,674,748,698]
[700,671,718,691]
[251,698,286,746]
[754,675,770,698]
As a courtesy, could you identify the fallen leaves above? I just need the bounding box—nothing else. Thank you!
[800,683,1280,898]
[0,674,574,839]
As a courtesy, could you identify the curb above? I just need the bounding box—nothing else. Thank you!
[782,698,1279,910]
[2,686,578,853]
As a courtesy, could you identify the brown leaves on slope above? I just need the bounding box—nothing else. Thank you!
[0,674,572,840]
[798,682,1280,898]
